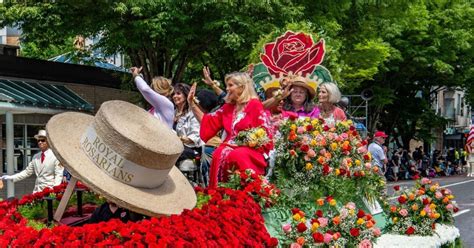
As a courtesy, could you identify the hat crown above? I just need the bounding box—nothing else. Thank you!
[93,101,183,170]
[35,130,47,138]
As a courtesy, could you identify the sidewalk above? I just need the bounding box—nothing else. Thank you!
[0,175,36,200]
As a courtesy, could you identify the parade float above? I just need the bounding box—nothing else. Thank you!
[0,31,461,247]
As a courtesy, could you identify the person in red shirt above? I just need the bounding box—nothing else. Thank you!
[199,72,273,188]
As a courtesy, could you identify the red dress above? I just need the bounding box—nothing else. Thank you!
[200,99,273,188]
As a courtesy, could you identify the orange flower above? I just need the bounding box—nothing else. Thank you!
[316,198,325,206]
[366,220,374,228]
[317,156,325,164]
[408,193,415,201]
[411,204,419,211]
[442,197,449,204]
[390,206,397,213]
[296,237,305,245]
[332,216,340,225]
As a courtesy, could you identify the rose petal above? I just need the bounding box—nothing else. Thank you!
[295,39,325,76]
[261,54,288,76]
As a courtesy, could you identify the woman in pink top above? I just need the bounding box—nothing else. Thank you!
[130,67,175,129]
[281,76,319,119]
[317,82,346,127]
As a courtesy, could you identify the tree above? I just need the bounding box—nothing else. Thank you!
[0,0,298,84]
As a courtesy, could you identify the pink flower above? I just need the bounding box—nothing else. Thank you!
[446,204,454,211]
[290,243,302,248]
[319,149,327,155]
[318,217,328,228]
[372,228,381,236]
[297,127,306,134]
[346,202,356,210]
[435,192,443,199]
[340,208,348,219]
[340,133,349,140]
[334,135,343,142]
[307,149,316,158]
[399,209,408,217]
[323,233,333,244]
[357,146,368,154]
[282,223,292,234]
[365,162,372,170]
[358,239,373,248]
[421,178,431,185]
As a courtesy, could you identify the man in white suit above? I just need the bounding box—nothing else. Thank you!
[1,130,64,193]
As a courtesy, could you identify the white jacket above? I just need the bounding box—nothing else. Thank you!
[10,149,64,193]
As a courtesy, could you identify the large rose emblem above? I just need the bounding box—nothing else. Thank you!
[260,31,325,77]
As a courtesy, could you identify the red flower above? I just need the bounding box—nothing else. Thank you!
[422,198,430,205]
[260,31,325,77]
[398,195,407,204]
[405,226,415,235]
[296,222,307,233]
[312,232,324,243]
[306,125,313,131]
[315,210,323,218]
[291,208,301,215]
[287,111,298,121]
[323,164,330,175]
[350,228,360,237]
[357,209,366,218]
[393,185,400,191]
[300,144,309,152]
[323,125,330,131]
[349,126,355,131]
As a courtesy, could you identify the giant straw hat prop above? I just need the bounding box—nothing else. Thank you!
[46,100,196,217]
[252,31,334,99]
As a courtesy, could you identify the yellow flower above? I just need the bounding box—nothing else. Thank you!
[346,120,353,125]
[311,222,320,232]
[355,159,361,166]
[256,128,266,138]
[335,169,340,175]
[448,194,454,200]
[305,117,311,122]
[434,213,440,219]
[290,124,297,131]
[330,142,338,150]
[293,213,301,221]
[392,217,398,223]
[311,119,319,125]
[429,203,436,210]
[249,133,257,140]
[420,210,426,217]
[305,163,314,171]
[430,185,437,192]
[357,218,365,225]
[349,209,355,215]
[329,199,337,206]
[312,130,320,136]
[310,139,317,146]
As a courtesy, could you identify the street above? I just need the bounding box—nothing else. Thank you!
[387,176,474,247]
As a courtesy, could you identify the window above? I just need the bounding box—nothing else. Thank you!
[1,124,43,172]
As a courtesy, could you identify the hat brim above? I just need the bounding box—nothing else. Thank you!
[46,112,197,217]
[34,134,46,140]
[291,81,316,99]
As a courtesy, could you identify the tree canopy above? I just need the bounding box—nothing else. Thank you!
[1,0,473,148]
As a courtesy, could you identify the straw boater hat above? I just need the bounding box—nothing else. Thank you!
[46,100,196,217]
[290,75,317,99]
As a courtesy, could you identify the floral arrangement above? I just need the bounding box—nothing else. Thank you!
[0,185,277,247]
[221,169,280,209]
[273,116,384,204]
[385,178,459,236]
[234,127,271,149]
[280,197,381,247]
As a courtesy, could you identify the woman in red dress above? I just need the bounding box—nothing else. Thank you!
[200,72,273,188]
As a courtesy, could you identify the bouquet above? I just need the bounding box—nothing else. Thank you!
[221,169,280,209]
[385,178,459,236]
[273,117,384,204]
[234,127,270,149]
[280,197,381,247]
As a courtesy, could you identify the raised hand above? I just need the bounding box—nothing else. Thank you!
[246,63,254,76]
[202,66,214,86]
[188,82,197,105]
[130,66,143,78]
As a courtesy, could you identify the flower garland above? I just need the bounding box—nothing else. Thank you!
[280,198,381,247]
[0,185,277,247]
[385,178,459,236]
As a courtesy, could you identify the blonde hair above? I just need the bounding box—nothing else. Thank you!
[319,82,341,104]
[224,72,258,104]
[150,76,174,97]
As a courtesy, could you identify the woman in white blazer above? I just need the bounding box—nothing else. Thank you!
[1,130,64,193]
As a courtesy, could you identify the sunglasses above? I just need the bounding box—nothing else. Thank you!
[37,139,47,143]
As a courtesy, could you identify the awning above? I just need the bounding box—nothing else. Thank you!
[0,78,93,113]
